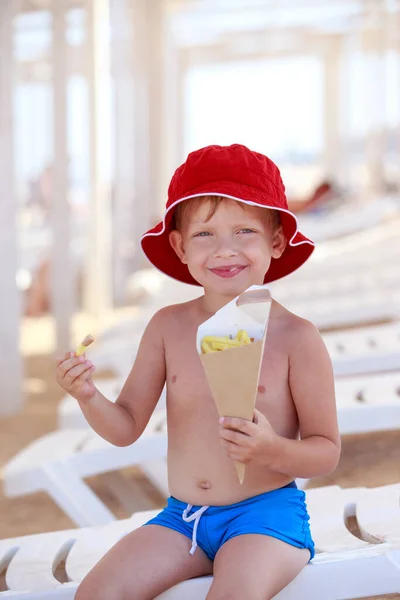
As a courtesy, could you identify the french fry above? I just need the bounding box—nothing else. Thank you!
[201,336,238,346]
[201,330,253,353]
[75,334,95,357]
[201,341,214,354]
[211,341,239,351]
[237,329,251,344]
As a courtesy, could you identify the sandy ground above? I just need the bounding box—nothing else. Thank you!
[0,315,399,598]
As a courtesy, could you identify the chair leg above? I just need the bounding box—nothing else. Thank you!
[42,462,116,527]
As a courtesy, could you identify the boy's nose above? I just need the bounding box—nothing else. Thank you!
[213,240,238,258]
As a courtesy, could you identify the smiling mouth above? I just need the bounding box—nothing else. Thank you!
[209,266,248,278]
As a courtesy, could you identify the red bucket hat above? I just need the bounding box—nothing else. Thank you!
[141,144,315,285]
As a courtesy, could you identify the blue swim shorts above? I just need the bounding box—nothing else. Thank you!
[143,481,315,561]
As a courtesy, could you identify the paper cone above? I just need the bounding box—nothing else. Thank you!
[201,339,265,484]
[197,285,272,484]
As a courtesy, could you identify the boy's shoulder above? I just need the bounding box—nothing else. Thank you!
[271,299,332,369]
[147,298,199,329]
[270,299,321,344]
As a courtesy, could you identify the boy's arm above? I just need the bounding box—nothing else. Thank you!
[219,318,340,479]
[115,309,166,439]
[77,309,166,446]
[268,319,341,478]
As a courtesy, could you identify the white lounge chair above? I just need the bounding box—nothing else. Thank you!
[0,483,399,599]
[297,196,400,242]
[271,216,400,329]
[288,291,400,331]
[3,412,168,528]
[335,371,400,434]
[5,371,400,528]
[325,321,400,376]
[325,321,400,355]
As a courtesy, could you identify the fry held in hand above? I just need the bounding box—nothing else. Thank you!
[201,329,253,354]
[75,334,95,357]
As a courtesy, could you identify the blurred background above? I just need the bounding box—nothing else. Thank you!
[1,0,400,581]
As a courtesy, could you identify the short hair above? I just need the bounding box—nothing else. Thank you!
[173,195,281,232]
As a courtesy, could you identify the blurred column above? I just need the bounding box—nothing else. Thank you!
[110,0,136,305]
[130,0,165,265]
[323,34,356,190]
[0,0,23,414]
[397,0,400,188]
[161,27,186,211]
[145,0,165,222]
[109,0,166,303]
[362,2,387,197]
[323,36,342,180]
[387,0,400,191]
[84,0,113,315]
[51,0,73,353]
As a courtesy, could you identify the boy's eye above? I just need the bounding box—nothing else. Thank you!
[239,228,256,234]
[194,231,211,237]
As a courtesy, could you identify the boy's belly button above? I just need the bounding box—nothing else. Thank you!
[198,480,211,490]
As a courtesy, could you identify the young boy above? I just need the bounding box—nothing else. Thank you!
[56,144,340,600]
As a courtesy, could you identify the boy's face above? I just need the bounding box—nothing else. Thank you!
[169,198,286,297]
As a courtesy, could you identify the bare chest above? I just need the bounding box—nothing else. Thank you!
[163,325,294,434]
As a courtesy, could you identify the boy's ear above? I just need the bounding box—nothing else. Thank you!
[169,230,187,264]
[271,226,287,259]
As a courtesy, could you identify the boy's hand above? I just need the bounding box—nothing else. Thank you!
[219,408,279,466]
[56,352,97,403]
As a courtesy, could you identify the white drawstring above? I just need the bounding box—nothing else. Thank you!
[182,504,209,555]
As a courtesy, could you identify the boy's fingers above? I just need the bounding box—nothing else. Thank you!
[219,428,243,445]
[57,351,79,368]
[221,442,246,462]
[64,362,93,385]
[220,417,253,436]
[57,356,87,379]
[252,408,266,425]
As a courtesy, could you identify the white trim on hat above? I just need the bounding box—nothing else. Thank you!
[141,192,315,251]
